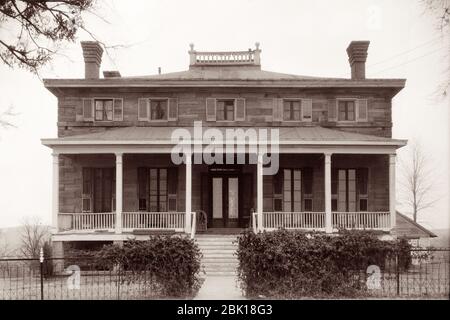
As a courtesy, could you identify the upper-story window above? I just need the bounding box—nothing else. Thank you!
[150,99,168,121]
[205,98,246,122]
[138,97,178,122]
[94,99,114,121]
[273,98,312,122]
[81,98,123,122]
[216,99,235,121]
[338,100,356,121]
[283,100,301,121]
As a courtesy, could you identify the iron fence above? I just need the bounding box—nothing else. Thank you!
[0,248,449,299]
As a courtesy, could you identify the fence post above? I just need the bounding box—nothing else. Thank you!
[39,247,44,300]
[396,252,400,296]
[117,263,121,300]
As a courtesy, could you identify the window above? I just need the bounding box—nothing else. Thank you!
[150,99,168,120]
[283,100,301,121]
[216,99,235,121]
[82,168,115,213]
[283,169,302,212]
[332,168,368,212]
[138,167,178,212]
[94,99,113,121]
[338,100,356,121]
[302,167,313,211]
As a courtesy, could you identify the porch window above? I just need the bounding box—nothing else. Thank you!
[150,99,168,120]
[283,100,301,121]
[283,169,302,212]
[216,99,235,121]
[82,168,115,213]
[94,99,114,121]
[338,100,356,121]
[138,167,178,212]
[332,168,368,212]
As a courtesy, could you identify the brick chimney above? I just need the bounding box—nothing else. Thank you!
[81,41,103,79]
[346,41,370,80]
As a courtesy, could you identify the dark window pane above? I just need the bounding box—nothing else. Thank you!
[274,198,283,211]
[332,199,337,211]
[150,100,168,120]
[304,199,313,211]
[139,199,147,211]
[359,199,368,211]
[303,167,313,194]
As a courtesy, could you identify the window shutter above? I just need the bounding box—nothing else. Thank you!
[272,98,283,121]
[168,167,178,211]
[138,98,149,121]
[137,167,148,211]
[206,98,216,121]
[168,98,178,121]
[113,98,123,121]
[82,98,94,121]
[82,168,93,212]
[328,100,337,122]
[356,99,368,122]
[301,99,313,122]
[235,98,246,121]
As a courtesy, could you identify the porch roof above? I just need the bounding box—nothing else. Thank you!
[42,126,407,148]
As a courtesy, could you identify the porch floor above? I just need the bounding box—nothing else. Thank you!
[199,228,245,235]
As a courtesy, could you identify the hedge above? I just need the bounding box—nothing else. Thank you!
[236,229,411,298]
[65,236,203,298]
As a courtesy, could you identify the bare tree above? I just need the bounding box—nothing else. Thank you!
[398,141,441,222]
[0,230,10,258]
[20,216,50,258]
[0,0,96,73]
[422,0,450,97]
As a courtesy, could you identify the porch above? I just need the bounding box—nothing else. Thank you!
[51,152,397,237]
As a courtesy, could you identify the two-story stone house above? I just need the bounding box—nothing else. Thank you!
[42,41,406,256]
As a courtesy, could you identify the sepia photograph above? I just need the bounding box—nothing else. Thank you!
[0,0,449,309]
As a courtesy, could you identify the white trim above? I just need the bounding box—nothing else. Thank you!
[185,153,192,233]
[389,154,396,230]
[115,153,123,234]
[52,153,59,232]
[324,153,332,233]
[257,153,263,232]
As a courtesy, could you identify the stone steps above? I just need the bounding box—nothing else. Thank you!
[196,235,239,276]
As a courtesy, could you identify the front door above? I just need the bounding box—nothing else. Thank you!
[211,176,239,228]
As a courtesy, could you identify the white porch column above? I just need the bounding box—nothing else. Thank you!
[257,153,264,232]
[389,154,396,230]
[52,153,59,232]
[324,153,332,233]
[115,153,123,234]
[185,153,192,233]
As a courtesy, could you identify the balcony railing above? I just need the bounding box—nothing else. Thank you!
[262,211,391,231]
[122,212,185,231]
[58,213,116,232]
[263,212,326,230]
[58,212,185,232]
[332,211,390,231]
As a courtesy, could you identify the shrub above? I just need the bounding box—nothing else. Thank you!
[93,236,203,298]
[236,229,411,298]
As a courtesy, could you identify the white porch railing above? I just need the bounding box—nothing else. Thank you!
[263,212,326,230]
[58,213,116,231]
[122,212,185,231]
[332,212,390,231]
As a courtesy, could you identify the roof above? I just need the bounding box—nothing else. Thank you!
[42,126,407,147]
[393,211,437,239]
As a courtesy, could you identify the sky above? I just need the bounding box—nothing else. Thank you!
[0,0,448,229]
